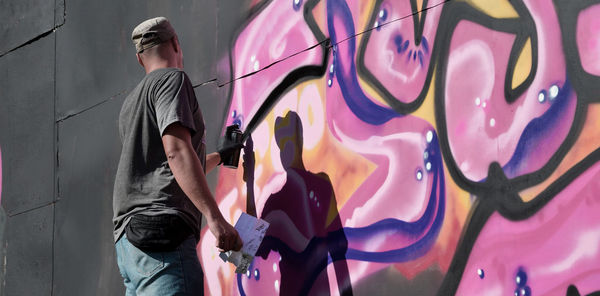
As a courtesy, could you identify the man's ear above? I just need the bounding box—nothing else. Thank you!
[136,53,144,68]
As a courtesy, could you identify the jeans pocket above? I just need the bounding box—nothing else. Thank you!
[127,240,165,277]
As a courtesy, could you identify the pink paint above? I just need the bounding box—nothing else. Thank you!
[576,4,600,76]
[445,0,575,181]
[227,1,323,130]
[456,161,600,295]
[206,0,600,295]
[363,0,442,103]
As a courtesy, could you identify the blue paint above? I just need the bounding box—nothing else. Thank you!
[418,50,424,67]
[503,80,572,178]
[516,267,527,287]
[395,35,404,53]
[402,40,409,53]
[254,268,260,281]
[413,51,417,61]
[378,8,388,22]
[338,132,445,263]
[478,268,485,279]
[293,0,303,11]
[407,49,414,63]
[238,133,445,295]
[237,273,246,296]
[538,89,547,103]
[421,37,430,54]
[327,0,400,125]
[515,286,532,296]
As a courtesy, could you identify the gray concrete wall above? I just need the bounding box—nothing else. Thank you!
[0,0,252,294]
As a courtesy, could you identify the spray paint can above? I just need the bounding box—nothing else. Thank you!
[222,124,243,168]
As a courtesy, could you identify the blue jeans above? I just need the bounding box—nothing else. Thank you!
[115,235,204,295]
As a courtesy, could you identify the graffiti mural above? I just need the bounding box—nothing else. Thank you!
[200,0,600,295]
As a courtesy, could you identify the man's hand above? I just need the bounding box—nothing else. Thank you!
[208,216,243,252]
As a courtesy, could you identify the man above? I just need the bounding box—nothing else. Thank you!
[113,17,242,295]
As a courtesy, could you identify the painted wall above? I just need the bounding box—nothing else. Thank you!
[202,0,600,295]
[1,0,600,295]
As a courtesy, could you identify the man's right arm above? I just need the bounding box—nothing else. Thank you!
[162,122,242,252]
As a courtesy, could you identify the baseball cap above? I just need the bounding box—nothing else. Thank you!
[131,17,176,53]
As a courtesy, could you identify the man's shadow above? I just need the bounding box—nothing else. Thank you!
[244,111,353,295]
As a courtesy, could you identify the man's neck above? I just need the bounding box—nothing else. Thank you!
[144,60,180,74]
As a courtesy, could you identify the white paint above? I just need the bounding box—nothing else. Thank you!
[253,60,260,72]
[426,162,432,171]
[273,263,278,272]
[538,91,546,103]
[490,118,496,127]
[549,84,559,99]
[546,229,600,273]
[475,97,481,106]
[426,130,433,143]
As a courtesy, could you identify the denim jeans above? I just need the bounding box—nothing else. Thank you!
[115,235,204,295]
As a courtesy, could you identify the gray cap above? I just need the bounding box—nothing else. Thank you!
[131,17,176,53]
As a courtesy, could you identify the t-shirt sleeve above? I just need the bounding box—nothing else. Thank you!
[154,71,198,136]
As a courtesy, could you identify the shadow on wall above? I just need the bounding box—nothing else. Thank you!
[247,111,353,295]
[203,0,600,295]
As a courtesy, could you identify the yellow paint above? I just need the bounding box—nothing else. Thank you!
[464,0,518,19]
[326,194,340,228]
[412,71,438,131]
[512,38,532,89]
[302,81,376,210]
[416,0,425,24]
[435,164,471,250]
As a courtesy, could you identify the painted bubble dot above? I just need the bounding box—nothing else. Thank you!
[253,60,260,72]
[275,280,280,292]
[329,64,334,75]
[516,268,527,287]
[379,9,388,22]
[327,79,333,87]
[490,118,496,127]
[374,21,380,29]
[317,202,320,208]
[482,101,487,108]
[515,286,532,296]
[246,270,251,278]
[549,84,559,99]
[475,97,481,106]
[424,151,429,159]
[293,0,302,11]
[477,269,484,279]
[416,169,423,181]
[426,130,433,143]
[538,90,546,103]
[309,190,314,199]
[426,162,432,171]
[254,268,260,281]
[273,263,278,272]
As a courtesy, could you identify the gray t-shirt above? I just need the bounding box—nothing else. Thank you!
[112,68,206,243]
